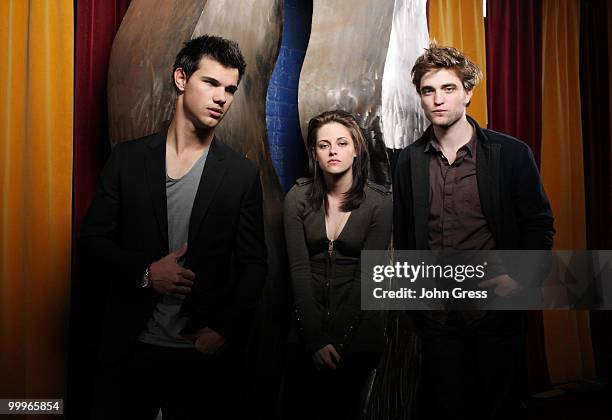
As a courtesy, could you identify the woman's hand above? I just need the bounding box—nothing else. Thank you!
[312,344,341,370]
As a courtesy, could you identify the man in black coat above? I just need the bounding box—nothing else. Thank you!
[80,35,267,419]
[393,43,554,419]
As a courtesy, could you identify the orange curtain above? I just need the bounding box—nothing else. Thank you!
[0,0,73,401]
[540,0,595,384]
[428,0,488,126]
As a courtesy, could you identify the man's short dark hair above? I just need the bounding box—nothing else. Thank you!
[172,34,247,90]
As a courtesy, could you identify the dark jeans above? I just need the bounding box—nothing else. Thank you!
[92,341,238,420]
[283,343,380,420]
[417,311,526,420]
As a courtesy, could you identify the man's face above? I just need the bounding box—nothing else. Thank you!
[175,56,240,130]
[419,68,472,128]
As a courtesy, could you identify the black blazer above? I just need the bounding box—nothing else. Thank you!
[393,116,554,255]
[79,128,267,362]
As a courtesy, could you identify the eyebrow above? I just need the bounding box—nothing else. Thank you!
[422,83,458,90]
[317,136,350,142]
[201,76,238,93]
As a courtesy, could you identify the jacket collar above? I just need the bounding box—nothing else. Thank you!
[187,135,227,250]
[143,125,228,253]
[416,114,489,147]
[144,127,170,249]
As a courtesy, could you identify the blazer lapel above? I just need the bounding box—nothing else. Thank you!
[187,137,227,246]
[410,144,430,249]
[144,130,169,249]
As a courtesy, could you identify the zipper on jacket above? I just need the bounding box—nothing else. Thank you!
[324,239,334,330]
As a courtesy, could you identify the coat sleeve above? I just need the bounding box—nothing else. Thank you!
[283,186,331,353]
[393,152,414,250]
[78,143,153,292]
[506,144,555,288]
[512,145,555,250]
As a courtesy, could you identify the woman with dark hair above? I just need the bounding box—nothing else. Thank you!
[283,110,392,419]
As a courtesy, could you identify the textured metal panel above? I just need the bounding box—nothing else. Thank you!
[108,0,207,144]
[298,0,395,186]
[265,0,313,193]
[381,0,429,149]
[192,1,284,193]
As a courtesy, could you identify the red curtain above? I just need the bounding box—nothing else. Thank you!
[580,0,612,384]
[485,0,549,394]
[73,0,131,237]
[69,0,130,417]
[485,0,542,164]
[579,0,612,251]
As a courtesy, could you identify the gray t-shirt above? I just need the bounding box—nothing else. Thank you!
[139,148,208,348]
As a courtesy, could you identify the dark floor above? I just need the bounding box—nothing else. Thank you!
[523,382,611,419]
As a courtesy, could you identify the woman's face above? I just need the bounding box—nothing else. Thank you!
[314,122,356,177]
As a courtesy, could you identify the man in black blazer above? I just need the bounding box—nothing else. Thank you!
[80,35,267,419]
[393,44,554,419]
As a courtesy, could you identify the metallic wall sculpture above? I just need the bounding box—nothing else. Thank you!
[108,0,208,144]
[298,0,395,186]
[381,0,429,150]
[108,1,286,411]
[299,0,431,186]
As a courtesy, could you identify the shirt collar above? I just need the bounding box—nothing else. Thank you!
[424,123,477,156]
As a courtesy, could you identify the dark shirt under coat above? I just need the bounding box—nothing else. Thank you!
[426,128,496,251]
[394,115,554,254]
